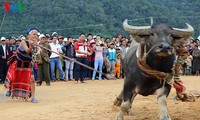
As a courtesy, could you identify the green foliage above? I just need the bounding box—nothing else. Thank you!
[0,0,200,38]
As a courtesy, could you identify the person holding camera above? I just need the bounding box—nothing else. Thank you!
[63,37,76,81]
[92,42,104,80]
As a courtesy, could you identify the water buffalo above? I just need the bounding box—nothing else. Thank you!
[114,19,193,120]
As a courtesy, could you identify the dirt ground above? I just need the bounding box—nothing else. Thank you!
[0,76,200,120]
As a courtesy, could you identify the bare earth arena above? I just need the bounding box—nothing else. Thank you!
[0,76,200,120]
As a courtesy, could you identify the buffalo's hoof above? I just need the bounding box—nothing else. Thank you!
[113,98,122,106]
[113,117,123,120]
[114,112,124,120]
[126,108,133,115]
[160,116,171,120]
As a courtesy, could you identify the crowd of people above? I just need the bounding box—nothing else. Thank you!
[1,28,200,102]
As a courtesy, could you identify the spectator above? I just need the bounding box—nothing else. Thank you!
[5,37,10,45]
[15,38,22,47]
[45,33,52,43]
[52,32,58,37]
[96,35,101,44]
[126,40,132,52]
[115,37,121,47]
[0,37,12,84]
[74,33,91,83]
[120,39,127,78]
[102,42,111,74]
[87,39,96,79]
[184,54,193,75]
[56,35,64,80]
[105,37,110,43]
[192,45,200,75]
[87,33,93,43]
[37,34,52,86]
[86,33,94,79]
[9,37,17,55]
[108,42,116,77]
[100,37,105,44]
[92,43,103,80]
[63,37,76,81]
[49,36,65,81]
[114,53,121,79]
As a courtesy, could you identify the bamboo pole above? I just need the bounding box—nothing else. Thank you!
[27,40,107,76]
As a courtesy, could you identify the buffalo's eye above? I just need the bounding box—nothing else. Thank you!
[171,35,182,40]
[150,33,155,36]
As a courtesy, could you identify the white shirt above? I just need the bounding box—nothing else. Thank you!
[2,45,6,58]
[49,43,62,58]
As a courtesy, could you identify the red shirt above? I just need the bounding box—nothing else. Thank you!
[74,40,88,58]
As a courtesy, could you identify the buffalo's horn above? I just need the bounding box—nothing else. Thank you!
[123,19,151,35]
[172,23,194,37]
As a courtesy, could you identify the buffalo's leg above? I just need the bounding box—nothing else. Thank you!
[125,92,137,115]
[156,87,171,120]
[114,78,126,106]
[114,82,137,120]
[114,90,137,115]
[114,88,123,106]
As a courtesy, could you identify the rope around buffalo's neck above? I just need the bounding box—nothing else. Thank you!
[137,44,200,102]
[137,43,174,84]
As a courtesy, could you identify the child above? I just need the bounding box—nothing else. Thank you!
[114,53,121,79]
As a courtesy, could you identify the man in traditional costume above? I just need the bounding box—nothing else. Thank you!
[5,27,39,103]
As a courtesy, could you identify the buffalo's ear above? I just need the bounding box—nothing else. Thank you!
[130,34,150,44]
[171,23,194,46]
[172,35,189,47]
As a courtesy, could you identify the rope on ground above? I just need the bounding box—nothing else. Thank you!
[176,90,200,102]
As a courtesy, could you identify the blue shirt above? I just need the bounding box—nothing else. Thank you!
[108,48,116,62]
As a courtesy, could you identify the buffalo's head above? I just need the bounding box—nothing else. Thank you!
[123,19,194,58]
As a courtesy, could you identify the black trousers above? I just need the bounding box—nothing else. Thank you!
[0,62,8,83]
[87,61,94,79]
[74,57,87,81]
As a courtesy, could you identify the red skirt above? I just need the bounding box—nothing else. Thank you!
[6,61,32,99]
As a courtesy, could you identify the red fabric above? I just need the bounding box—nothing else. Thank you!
[5,61,17,88]
[6,60,32,98]
[87,50,95,62]
[173,80,185,93]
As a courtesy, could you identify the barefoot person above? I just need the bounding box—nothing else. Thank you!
[5,27,39,103]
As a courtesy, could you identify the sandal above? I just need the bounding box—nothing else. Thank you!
[6,90,11,97]
[31,98,38,103]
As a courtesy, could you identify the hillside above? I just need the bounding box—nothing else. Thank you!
[0,0,200,38]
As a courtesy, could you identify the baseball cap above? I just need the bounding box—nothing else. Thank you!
[39,34,46,39]
[52,32,57,36]
[110,42,114,45]
[58,36,64,39]
[93,36,97,39]
[63,38,68,42]
[1,37,6,41]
